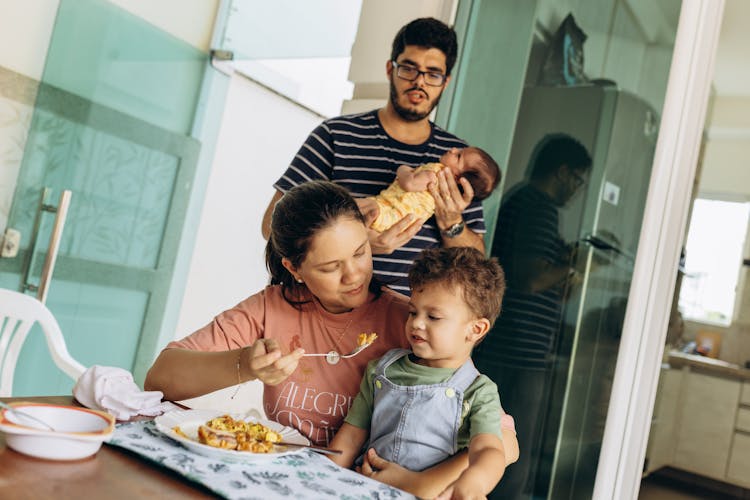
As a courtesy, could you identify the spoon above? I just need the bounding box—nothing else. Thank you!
[275,440,342,456]
[303,342,374,365]
[0,401,57,431]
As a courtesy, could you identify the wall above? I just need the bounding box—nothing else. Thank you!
[173,75,321,337]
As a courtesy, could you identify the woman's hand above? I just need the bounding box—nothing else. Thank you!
[246,338,304,386]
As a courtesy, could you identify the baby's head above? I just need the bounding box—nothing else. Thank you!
[409,247,505,347]
[439,146,501,201]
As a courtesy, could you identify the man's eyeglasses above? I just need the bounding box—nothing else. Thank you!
[391,61,447,87]
[570,170,586,188]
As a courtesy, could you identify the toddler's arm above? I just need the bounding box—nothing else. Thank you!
[328,422,368,468]
[396,164,437,192]
[436,433,506,500]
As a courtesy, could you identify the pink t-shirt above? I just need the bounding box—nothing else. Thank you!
[168,285,409,445]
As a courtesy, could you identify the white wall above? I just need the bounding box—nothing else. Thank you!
[701,96,750,198]
[173,75,323,338]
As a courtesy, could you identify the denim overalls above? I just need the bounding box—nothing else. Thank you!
[364,348,479,471]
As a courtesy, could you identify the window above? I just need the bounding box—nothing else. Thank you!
[678,198,750,325]
[218,0,363,117]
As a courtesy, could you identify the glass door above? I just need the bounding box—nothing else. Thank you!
[0,0,206,395]
[442,1,685,498]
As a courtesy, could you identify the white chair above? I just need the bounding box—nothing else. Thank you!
[0,288,86,396]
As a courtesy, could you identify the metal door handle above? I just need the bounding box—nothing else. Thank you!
[22,188,72,303]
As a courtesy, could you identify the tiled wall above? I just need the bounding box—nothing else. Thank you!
[0,66,36,232]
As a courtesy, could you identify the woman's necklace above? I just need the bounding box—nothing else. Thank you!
[321,318,354,365]
[309,304,355,364]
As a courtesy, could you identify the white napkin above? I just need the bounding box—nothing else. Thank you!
[73,365,178,420]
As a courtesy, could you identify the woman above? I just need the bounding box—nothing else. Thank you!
[145,181,512,497]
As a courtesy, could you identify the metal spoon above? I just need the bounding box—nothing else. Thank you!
[302,342,374,365]
[0,401,57,431]
[275,440,342,456]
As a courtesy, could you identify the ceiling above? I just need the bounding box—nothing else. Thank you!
[712,0,750,97]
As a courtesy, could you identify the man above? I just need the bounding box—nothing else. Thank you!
[473,133,593,499]
[262,17,485,295]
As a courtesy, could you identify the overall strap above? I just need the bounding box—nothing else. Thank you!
[374,348,411,377]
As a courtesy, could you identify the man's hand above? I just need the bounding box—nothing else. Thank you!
[367,214,423,255]
[355,198,380,226]
[430,169,472,231]
[355,197,423,254]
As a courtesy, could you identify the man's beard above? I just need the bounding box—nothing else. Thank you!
[389,79,442,122]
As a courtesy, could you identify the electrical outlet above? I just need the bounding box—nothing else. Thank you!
[1,228,20,258]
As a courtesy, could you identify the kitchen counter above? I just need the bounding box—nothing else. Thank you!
[667,350,750,381]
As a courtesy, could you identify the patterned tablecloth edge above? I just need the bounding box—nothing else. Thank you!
[107,420,414,500]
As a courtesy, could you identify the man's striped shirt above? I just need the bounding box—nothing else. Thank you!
[273,110,485,294]
[474,185,566,370]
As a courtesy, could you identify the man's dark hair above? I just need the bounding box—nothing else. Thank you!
[390,18,458,75]
[529,134,592,180]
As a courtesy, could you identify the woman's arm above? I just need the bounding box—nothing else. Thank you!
[358,448,469,499]
[436,434,506,500]
[328,422,369,468]
[144,338,303,401]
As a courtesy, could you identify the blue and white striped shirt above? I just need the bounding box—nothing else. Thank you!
[474,184,566,370]
[274,110,485,294]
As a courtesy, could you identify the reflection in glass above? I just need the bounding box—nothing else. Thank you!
[467,1,682,498]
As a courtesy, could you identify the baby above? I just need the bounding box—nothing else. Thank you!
[368,146,501,232]
[330,247,516,499]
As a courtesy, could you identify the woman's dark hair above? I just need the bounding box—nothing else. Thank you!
[265,181,380,305]
[391,17,458,76]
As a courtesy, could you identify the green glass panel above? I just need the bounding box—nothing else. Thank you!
[2,0,205,396]
[13,281,148,396]
[43,0,205,134]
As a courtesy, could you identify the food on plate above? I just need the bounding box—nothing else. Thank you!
[357,332,378,346]
[173,414,283,453]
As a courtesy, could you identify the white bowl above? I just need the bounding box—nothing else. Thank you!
[0,402,115,460]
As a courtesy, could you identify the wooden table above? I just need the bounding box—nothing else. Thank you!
[0,396,215,499]
[1,396,413,500]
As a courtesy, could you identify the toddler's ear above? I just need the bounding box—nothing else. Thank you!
[468,318,490,342]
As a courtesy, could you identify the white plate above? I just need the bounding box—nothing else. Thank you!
[154,409,310,462]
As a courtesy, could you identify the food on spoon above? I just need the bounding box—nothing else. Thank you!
[357,332,378,346]
[174,414,283,453]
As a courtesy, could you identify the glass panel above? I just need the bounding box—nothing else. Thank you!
[13,282,148,397]
[0,0,204,396]
[218,0,363,117]
[219,0,362,59]
[44,0,205,134]
[462,1,683,498]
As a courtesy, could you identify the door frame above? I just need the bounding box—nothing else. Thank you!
[593,1,725,498]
